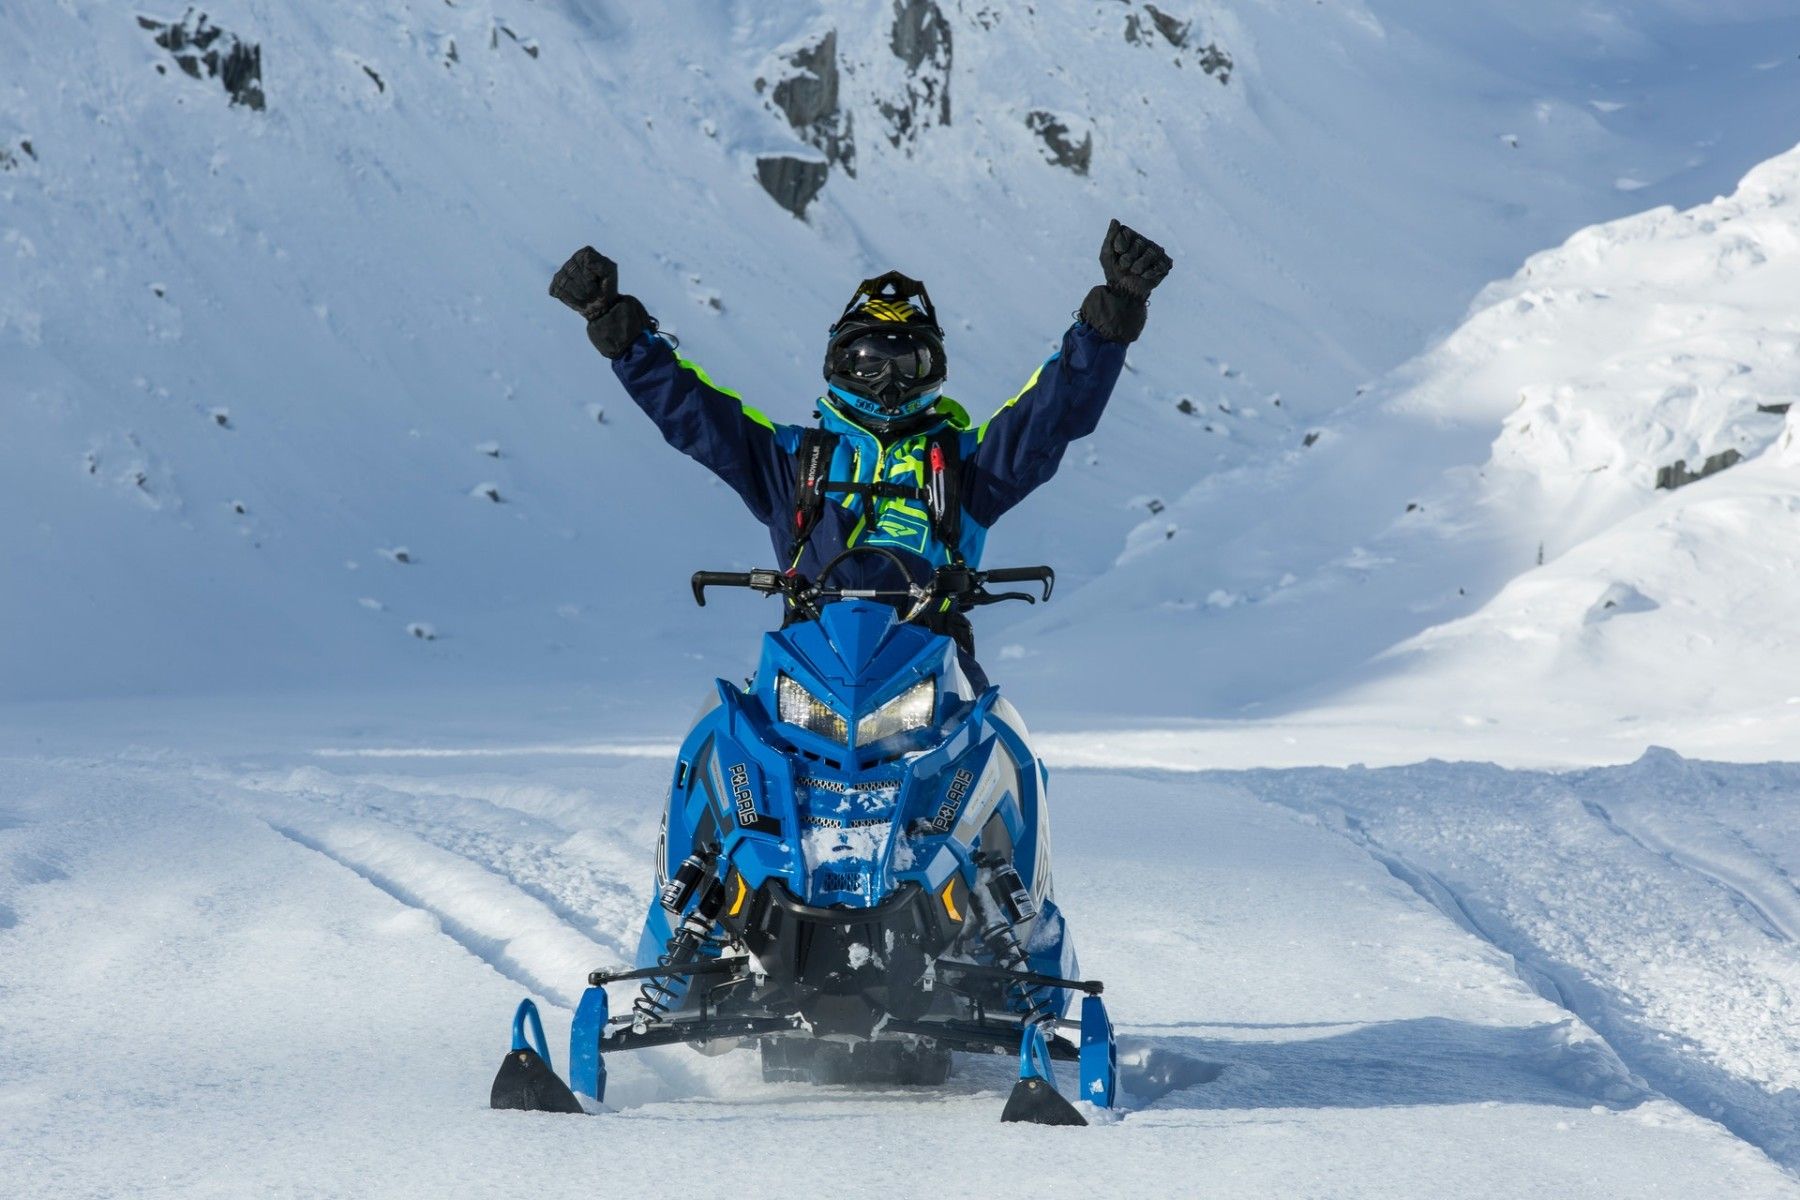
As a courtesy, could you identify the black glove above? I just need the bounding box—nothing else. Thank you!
[550,246,617,317]
[1080,219,1172,343]
[550,246,652,359]
[1099,219,1172,299]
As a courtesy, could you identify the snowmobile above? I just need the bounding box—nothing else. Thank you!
[489,546,1117,1125]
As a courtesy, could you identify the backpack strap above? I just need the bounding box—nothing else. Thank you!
[789,427,839,567]
[926,431,965,566]
[789,426,963,570]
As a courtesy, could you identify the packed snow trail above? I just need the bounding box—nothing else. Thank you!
[2,744,1794,1198]
[1233,752,1800,1168]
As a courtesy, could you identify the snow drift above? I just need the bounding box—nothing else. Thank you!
[1018,140,1800,762]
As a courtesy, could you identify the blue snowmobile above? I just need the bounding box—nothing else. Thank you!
[490,546,1117,1125]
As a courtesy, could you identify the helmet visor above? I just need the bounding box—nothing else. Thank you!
[828,330,940,390]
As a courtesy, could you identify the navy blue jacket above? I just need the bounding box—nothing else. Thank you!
[611,320,1127,630]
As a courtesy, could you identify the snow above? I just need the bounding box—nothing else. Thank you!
[4,739,1798,1197]
[9,0,1800,724]
[1012,140,1800,764]
[8,2,1800,1192]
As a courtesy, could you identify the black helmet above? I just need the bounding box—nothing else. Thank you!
[823,271,947,434]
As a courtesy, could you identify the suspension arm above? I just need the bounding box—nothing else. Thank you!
[936,961,1104,996]
[881,1017,1081,1061]
[600,1015,803,1054]
[588,957,752,987]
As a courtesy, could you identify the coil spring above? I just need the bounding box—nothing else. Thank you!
[629,925,704,1028]
[629,878,728,1031]
[980,917,1057,1029]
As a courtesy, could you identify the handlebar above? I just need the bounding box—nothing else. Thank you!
[970,565,1055,601]
[687,559,1055,618]
[690,569,782,607]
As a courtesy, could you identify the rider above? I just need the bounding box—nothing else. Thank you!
[550,221,1172,688]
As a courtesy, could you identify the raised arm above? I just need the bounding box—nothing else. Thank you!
[965,221,1172,525]
[551,247,793,526]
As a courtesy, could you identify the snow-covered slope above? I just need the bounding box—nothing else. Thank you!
[5,741,1798,1196]
[7,1,1800,717]
[1017,140,1800,761]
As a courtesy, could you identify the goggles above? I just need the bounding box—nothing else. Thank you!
[827,329,942,396]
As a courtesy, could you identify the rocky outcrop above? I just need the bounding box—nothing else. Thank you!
[490,22,539,59]
[0,138,35,172]
[1123,2,1232,84]
[1025,111,1092,176]
[1654,449,1743,491]
[879,0,952,149]
[755,156,830,220]
[139,10,265,110]
[750,5,953,218]
[758,32,855,179]
[754,32,856,218]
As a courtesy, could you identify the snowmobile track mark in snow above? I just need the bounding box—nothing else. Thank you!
[1580,799,1799,945]
[264,820,582,1007]
[1298,797,1800,1173]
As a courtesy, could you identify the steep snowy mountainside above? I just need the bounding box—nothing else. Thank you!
[5,1,1800,707]
[1017,142,1800,760]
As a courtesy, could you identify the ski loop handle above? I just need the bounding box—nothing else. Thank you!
[510,998,554,1066]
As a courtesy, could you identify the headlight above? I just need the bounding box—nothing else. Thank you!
[778,674,847,743]
[856,677,935,744]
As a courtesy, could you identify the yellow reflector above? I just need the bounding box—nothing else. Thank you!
[940,878,963,923]
[728,873,749,917]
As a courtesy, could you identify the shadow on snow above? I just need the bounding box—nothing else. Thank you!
[1115,1016,1646,1113]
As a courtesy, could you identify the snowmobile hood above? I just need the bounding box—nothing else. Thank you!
[817,598,899,677]
[780,598,939,694]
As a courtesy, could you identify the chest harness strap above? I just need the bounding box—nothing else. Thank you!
[787,427,965,569]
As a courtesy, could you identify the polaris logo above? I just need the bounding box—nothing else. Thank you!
[730,762,757,826]
[932,769,975,832]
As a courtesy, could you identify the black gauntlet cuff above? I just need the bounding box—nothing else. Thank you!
[1078,284,1148,344]
[586,294,653,359]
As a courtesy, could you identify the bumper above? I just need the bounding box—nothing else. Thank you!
[727,879,967,1035]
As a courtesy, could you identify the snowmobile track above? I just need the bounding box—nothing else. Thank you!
[265,820,582,1007]
[1305,795,1800,1176]
[1581,799,1800,946]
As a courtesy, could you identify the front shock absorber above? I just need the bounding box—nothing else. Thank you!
[631,850,726,1031]
[974,857,1056,1028]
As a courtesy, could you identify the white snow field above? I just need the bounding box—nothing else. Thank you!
[2,741,1797,1199]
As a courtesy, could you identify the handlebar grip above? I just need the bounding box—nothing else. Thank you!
[690,570,753,607]
[981,565,1055,600]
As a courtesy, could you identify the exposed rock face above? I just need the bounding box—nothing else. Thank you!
[490,22,539,59]
[1123,2,1232,84]
[750,5,952,217]
[880,0,952,148]
[0,138,35,172]
[139,9,265,110]
[759,32,856,178]
[1025,111,1092,176]
[1193,42,1233,81]
[756,156,830,220]
[754,31,857,218]
[1654,449,1743,491]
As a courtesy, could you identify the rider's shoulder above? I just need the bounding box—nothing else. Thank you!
[934,396,973,431]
